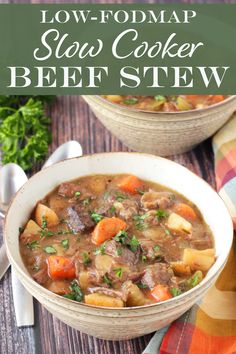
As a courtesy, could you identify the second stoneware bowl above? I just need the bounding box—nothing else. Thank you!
[83,96,236,156]
[4,153,233,340]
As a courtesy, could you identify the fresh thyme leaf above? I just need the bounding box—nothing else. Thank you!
[26,240,39,250]
[82,252,91,265]
[103,274,112,287]
[113,268,123,278]
[156,209,168,221]
[91,212,103,223]
[61,239,69,250]
[43,245,57,254]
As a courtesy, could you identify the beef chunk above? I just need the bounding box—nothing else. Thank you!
[141,263,175,289]
[141,191,175,210]
[113,199,139,221]
[58,183,80,198]
[65,207,95,232]
[88,287,127,301]
[105,240,137,265]
[33,267,48,285]
[139,239,162,261]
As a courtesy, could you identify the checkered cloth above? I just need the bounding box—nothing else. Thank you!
[143,114,236,354]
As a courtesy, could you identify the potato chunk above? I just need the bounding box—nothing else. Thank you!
[95,255,113,276]
[35,203,59,227]
[171,261,191,276]
[183,248,215,272]
[84,293,124,307]
[23,220,41,235]
[124,281,150,307]
[167,213,192,233]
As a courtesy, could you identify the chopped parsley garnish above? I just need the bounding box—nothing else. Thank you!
[74,191,81,198]
[82,252,91,265]
[170,288,181,297]
[77,236,81,242]
[114,230,129,245]
[165,229,171,235]
[137,282,148,289]
[40,228,75,238]
[103,274,112,287]
[61,239,69,250]
[154,245,160,252]
[114,230,140,253]
[113,268,123,278]
[42,216,47,229]
[156,209,168,221]
[82,197,91,206]
[26,240,40,250]
[133,214,148,230]
[117,247,123,256]
[141,255,147,262]
[188,273,200,288]
[115,191,126,202]
[103,191,110,200]
[154,95,166,102]
[94,243,106,255]
[63,280,83,302]
[91,212,103,223]
[108,205,116,215]
[43,245,57,254]
[129,235,140,252]
[123,97,138,105]
[32,264,40,272]
[136,188,145,195]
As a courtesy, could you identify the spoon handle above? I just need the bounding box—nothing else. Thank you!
[0,243,10,280]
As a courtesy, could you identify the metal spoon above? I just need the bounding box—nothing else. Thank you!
[0,140,83,326]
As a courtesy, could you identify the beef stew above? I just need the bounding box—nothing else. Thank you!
[20,174,215,308]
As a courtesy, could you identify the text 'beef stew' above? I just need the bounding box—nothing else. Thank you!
[20,174,215,308]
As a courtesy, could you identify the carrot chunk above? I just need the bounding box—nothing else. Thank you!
[92,217,127,245]
[149,284,172,302]
[47,256,76,280]
[174,203,197,221]
[118,175,143,194]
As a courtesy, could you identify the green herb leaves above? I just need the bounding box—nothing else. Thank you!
[61,239,69,250]
[91,213,103,223]
[170,287,181,297]
[44,245,57,254]
[0,97,54,170]
[82,252,91,265]
[26,240,39,250]
[103,274,112,287]
[123,98,138,105]
[133,214,148,230]
[63,280,83,302]
[114,230,140,253]
[156,209,168,221]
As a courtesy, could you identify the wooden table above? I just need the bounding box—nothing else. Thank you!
[0,95,216,354]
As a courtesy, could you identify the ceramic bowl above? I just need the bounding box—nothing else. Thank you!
[4,153,233,340]
[83,96,236,156]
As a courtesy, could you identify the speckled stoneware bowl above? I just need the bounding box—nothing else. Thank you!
[83,96,236,156]
[4,153,233,340]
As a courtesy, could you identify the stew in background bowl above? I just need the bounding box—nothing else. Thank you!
[102,95,227,112]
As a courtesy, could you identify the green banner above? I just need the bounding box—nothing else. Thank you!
[0,4,236,94]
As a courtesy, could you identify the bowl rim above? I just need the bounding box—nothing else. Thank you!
[93,95,236,115]
[4,152,234,312]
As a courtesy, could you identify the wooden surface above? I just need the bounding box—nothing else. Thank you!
[0,94,217,354]
[0,0,225,353]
